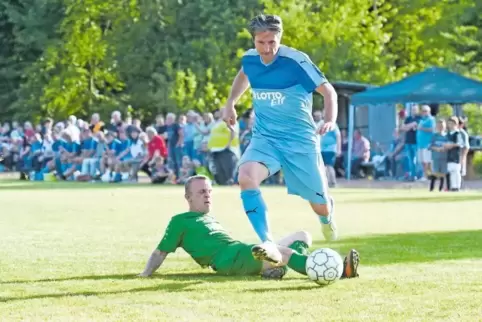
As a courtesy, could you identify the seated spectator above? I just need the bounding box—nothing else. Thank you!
[17,136,33,180]
[80,131,106,179]
[116,127,146,182]
[57,131,81,180]
[63,128,97,180]
[100,131,123,182]
[177,155,194,184]
[139,127,167,179]
[150,156,173,184]
[350,129,370,178]
[384,128,406,178]
[39,132,56,168]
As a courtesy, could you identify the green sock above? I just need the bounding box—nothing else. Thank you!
[287,252,308,276]
[288,240,309,256]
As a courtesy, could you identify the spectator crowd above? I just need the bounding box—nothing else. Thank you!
[0,104,471,190]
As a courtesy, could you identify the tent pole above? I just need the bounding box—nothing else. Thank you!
[347,104,355,180]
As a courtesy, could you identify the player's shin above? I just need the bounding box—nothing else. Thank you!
[287,252,308,276]
[241,189,272,241]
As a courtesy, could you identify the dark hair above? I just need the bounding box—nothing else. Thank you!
[248,14,283,37]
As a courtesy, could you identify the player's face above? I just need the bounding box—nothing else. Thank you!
[187,179,212,214]
[254,31,281,63]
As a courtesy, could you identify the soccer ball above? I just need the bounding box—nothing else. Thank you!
[305,248,344,285]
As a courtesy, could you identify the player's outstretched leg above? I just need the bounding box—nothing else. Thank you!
[239,161,282,264]
[341,249,360,279]
[316,197,338,241]
[260,231,312,279]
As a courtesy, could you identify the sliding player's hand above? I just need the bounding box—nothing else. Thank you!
[317,121,336,135]
[223,104,238,126]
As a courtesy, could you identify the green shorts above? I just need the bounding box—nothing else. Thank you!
[211,242,262,276]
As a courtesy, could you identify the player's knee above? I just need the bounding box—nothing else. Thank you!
[294,230,312,247]
[238,163,268,189]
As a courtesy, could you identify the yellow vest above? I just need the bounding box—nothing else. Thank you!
[207,122,239,150]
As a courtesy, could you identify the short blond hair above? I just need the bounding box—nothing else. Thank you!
[184,175,211,195]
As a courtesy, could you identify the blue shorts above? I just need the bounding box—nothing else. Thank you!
[321,152,336,167]
[239,136,328,204]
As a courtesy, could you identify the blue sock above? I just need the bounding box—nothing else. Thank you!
[318,197,333,224]
[241,189,271,242]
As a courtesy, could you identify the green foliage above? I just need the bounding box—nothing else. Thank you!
[472,151,482,176]
[0,0,481,122]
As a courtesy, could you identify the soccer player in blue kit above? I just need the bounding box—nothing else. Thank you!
[223,14,339,265]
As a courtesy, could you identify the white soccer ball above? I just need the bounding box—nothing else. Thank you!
[305,248,344,285]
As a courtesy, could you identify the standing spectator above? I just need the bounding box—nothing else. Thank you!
[193,113,215,159]
[384,128,406,179]
[155,115,167,137]
[416,105,435,181]
[320,118,341,188]
[207,109,240,185]
[165,113,183,177]
[401,105,421,181]
[140,126,167,178]
[444,117,463,191]
[66,115,81,144]
[107,110,124,134]
[350,129,370,178]
[90,113,105,134]
[457,117,470,182]
[41,118,53,138]
[183,112,197,160]
[23,122,35,140]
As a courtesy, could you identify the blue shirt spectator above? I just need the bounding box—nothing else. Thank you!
[416,109,435,149]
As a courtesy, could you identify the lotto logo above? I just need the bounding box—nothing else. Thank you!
[252,91,286,106]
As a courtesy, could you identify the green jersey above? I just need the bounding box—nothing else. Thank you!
[157,212,242,270]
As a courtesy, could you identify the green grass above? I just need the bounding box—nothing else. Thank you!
[1,181,482,321]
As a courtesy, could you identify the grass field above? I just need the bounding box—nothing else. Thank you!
[1,181,482,321]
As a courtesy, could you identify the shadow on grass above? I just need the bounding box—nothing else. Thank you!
[316,229,482,266]
[0,281,202,303]
[1,272,261,285]
[247,285,321,293]
[351,195,482,204]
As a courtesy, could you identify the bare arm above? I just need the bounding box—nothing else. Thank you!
[138,250,168,277]
[315,83,338,123]
[225,125,235,149]
[226,68,250,105]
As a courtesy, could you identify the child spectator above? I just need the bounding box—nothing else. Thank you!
[444,117,464,191]
[177,155,194,184]
[428,120,448,192]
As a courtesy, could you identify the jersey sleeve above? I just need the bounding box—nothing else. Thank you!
[156,217,183,253]
[295,54,328,92]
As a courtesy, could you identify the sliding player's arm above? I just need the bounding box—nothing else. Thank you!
[138,250,168,277]
[138,217,183,277]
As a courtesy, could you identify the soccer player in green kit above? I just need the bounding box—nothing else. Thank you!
[139,175,359,279]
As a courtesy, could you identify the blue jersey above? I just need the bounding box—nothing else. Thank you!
[320,124,340,153]
[242,45,327,153]
[416,116,435,149]
[108,139,123,156]
[81,137,97,151]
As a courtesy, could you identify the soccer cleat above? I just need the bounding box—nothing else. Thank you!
[322,197,338,241]
[261,266,288,280]
[251,241,283,265]
[341,249,360,279]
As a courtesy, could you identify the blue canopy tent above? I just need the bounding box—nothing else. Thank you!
[346,67,482,179]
